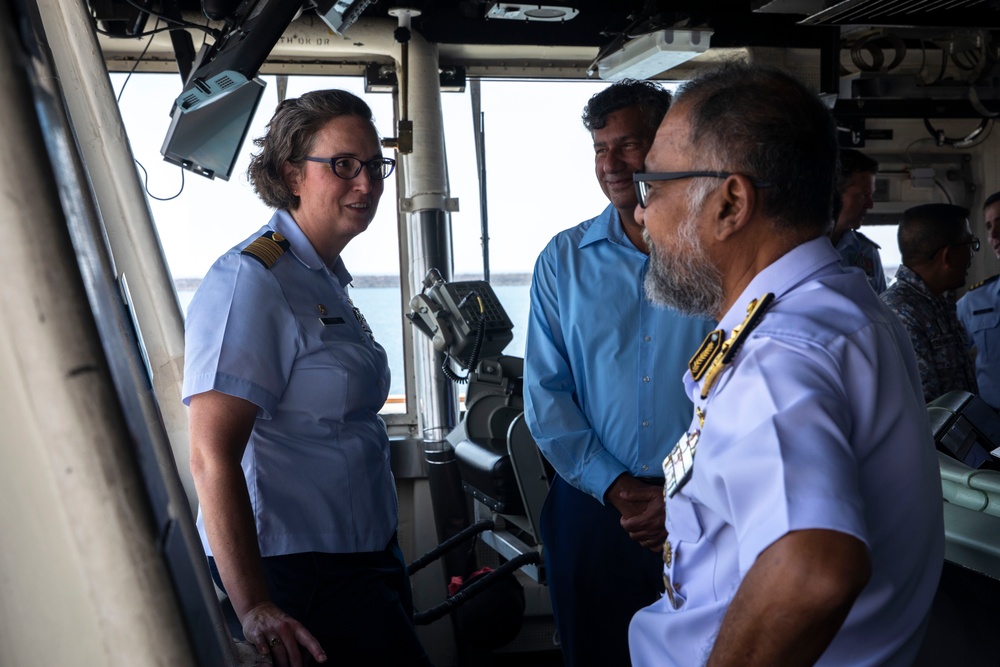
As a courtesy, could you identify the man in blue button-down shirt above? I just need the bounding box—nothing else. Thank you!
[523,79,714,667]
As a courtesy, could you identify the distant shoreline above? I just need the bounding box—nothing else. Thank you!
[174,273,532,292]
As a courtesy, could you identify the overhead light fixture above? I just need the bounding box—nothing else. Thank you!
[485,3,579,21]
[596,29,713,81]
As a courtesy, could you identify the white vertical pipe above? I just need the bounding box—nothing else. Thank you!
[324,18,460,664]
[34,0,194,512]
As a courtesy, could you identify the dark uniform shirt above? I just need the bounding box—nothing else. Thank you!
[881,265,978,403]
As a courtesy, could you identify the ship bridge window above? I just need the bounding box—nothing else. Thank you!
[114,73,407,412]
[442,79,669,361]
[115,73,679,422]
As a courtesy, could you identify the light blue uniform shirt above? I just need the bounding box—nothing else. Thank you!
[523,205,715,501]
[183,210,397,557]
[836,229,887,294]
[957,274,1000,410]
[630,237,944,667]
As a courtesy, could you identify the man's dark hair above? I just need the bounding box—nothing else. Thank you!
[984,191,1000,210]
[898,203,970,266]
[581,79,671,135]
[671,61,838,233]
[838,149,879,191]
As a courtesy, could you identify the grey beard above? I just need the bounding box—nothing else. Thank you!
[643,228,724,319]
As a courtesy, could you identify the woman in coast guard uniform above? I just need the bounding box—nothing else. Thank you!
[183,90,430,666]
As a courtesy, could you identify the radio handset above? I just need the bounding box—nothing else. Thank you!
[406,270,514,381]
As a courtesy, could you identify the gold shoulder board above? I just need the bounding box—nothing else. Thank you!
[969,274,999,291]
[700,293,775,399]
[689,329,725,381]
[241,231,290,269]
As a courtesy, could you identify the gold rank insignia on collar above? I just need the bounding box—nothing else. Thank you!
[689,329,724,382]
[698,292,774,400]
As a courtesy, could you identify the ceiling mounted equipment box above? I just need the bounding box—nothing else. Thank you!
[597,29,712,81]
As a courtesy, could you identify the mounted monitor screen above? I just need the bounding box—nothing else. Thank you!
[928,390,1000,470]
[160,76,265,181]
[160,0,302,180]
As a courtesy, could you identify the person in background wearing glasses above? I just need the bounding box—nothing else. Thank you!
[523,79,714,667]
[831,149,887,293]
[957,191,1000,410]
[628,61,942,666]
[881,203,979,403]
[183,90,431,667]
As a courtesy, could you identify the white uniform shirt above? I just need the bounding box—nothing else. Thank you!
[183,210,397,557]
[629,237,944,666]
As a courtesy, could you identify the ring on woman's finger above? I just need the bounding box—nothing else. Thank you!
[269,637,282,648]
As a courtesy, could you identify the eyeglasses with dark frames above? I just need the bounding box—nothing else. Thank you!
[926,236,980,261]
[959,236,981,253]
[633,170,774,209]
[304,155,396,181]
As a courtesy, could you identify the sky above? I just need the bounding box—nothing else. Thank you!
[112,73,619,281]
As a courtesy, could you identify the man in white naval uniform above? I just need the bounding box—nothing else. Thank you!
[628,61,944,667]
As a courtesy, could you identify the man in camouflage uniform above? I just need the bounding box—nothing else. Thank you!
[881,203,978,402]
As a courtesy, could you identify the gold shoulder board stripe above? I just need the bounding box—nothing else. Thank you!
[241,231,289,269]
[969,274,999,291]
[720,292,774,365]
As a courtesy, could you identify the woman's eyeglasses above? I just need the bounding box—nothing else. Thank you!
[304,155,396,180]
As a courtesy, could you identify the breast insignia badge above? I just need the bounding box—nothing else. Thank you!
[664,430,699,499]
[349,298,375,342]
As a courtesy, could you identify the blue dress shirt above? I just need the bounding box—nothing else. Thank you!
[957,274,1000,409]
[629,237,944,667]
[523,204,716,501]
[183,210,397,557]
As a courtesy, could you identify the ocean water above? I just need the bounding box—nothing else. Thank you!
[178,283,531,397]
